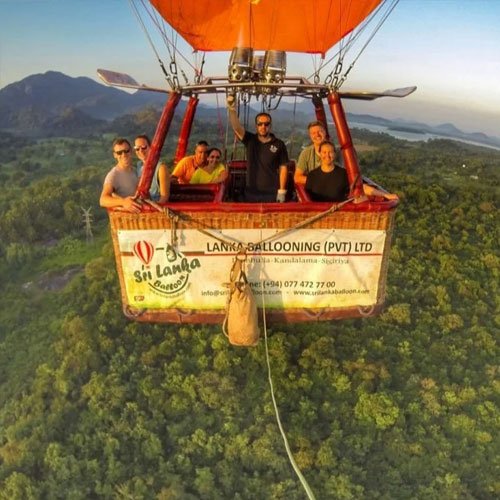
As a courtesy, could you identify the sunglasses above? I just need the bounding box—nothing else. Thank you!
[114,149,130,155]
[209,155,221,159]
[257,121,271,127]
[134,146,148,151]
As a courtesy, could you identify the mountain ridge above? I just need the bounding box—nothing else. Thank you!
[0,71,165,129]
[1,71,499,148]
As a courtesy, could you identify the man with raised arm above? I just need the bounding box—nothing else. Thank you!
[100,138,141,213]
[227,95,289,202]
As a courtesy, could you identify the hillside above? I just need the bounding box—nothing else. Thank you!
[0,124,498,498]
[0,71,165,133]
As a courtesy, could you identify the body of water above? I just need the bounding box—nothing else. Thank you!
[348,122,500,151]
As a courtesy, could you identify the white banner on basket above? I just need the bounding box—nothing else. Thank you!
[117,228,387,310]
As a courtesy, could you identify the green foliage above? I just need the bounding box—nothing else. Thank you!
[0,132,499,498]
[354,392,400,430]
[0,167,106,244]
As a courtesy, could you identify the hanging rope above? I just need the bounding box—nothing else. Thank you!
[225,93,243,162]
[261,282,316,500]
[143,197,354,254]
[215,92,226,149]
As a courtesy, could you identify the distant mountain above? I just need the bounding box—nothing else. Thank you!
[0,71,165,134]
[433,122,462,135]
[2,71,499,148]
[346,113,393,127]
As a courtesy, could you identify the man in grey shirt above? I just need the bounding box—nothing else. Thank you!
[294,121,327,184]
[100,138,141,212]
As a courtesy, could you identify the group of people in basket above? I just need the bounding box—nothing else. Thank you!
[99,96,398,212]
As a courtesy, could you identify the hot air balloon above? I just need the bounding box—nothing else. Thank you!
[100,0,415,323]
[133,240,154,266]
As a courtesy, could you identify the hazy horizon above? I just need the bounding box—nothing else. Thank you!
[1,0,499,137]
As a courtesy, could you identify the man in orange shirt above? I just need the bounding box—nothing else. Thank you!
[171,140,208,184]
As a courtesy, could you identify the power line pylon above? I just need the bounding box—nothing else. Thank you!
[81,207,94,243]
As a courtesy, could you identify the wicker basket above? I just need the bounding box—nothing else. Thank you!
[108,201,396,323]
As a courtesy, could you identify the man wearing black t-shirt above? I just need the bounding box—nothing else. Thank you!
[305,141,349,202]
[227,95,289,202]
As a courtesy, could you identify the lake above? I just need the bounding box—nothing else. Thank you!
[348,121,500,151]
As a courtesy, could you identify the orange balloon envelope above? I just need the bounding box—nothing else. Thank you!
[149,0,383,55]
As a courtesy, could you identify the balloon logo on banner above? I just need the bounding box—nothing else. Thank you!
[133,240,154,266]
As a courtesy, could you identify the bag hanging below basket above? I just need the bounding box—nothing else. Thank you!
[222,256,260,346]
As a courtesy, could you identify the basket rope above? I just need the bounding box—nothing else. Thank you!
[145,197,353,252]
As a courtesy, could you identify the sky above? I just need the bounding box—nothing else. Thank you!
[1,0,499,137]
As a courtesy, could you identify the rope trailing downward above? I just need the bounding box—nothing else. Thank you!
[261,283,317,500]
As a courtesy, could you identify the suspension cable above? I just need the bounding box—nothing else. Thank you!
[134,0,198,76]
[288,96,298,159]
[144,0,175,62]
[194,51,206,84]
[129,0,172,85]
[309,0,399,88]
[336,0,400,89]
[314,15,371,83]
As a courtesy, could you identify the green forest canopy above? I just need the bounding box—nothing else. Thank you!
[0,127,498,499]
